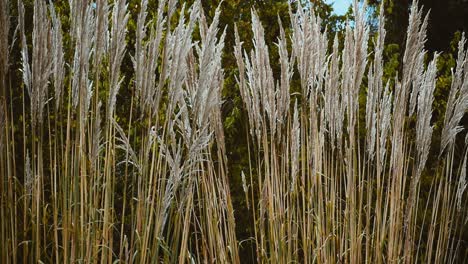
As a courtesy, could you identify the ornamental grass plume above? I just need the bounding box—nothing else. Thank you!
[30,0,52,126]
[133,0,166,114]
[0,0,9,88]
[48,1,64,109]
[441,33,468,155]
[94,0,109,75]
[71,2,94,119]
[18,0,31,94]
[108,0,129,119]
[19,0,52,127]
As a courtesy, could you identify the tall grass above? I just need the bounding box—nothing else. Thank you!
[0,0,467,263]
[235,1,468,263]
[2,0,238,262]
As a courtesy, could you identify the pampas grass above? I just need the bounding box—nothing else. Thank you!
[3,0,238,262]
[235,1,468,263]
[0,0,467,263]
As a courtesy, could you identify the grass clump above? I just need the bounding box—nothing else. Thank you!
[0,0,467,263]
